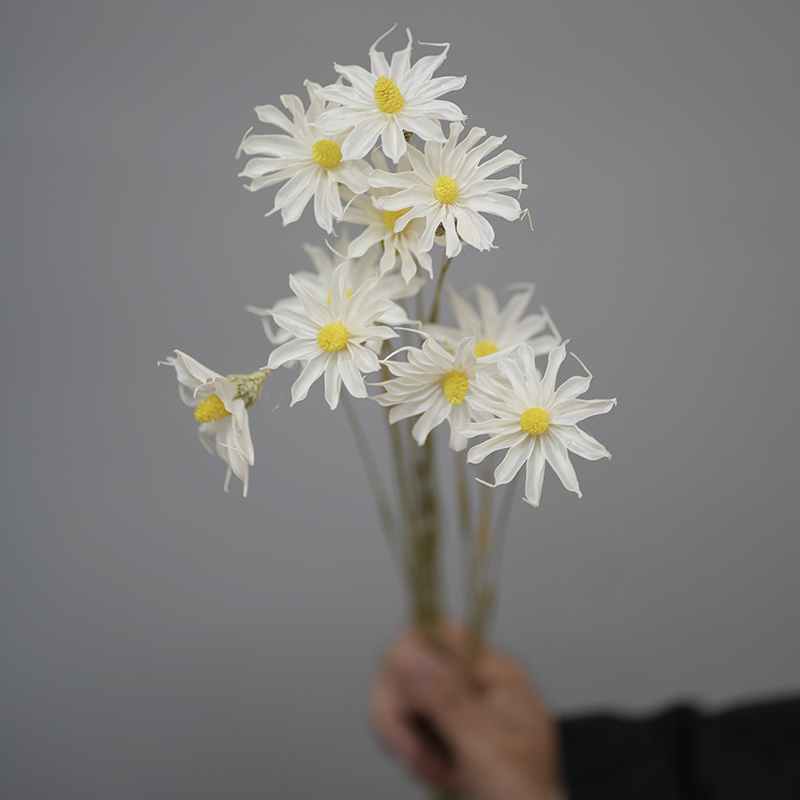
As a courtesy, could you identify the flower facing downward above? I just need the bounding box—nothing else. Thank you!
[463,341,615,507]
[342,151,434,283]
[266,262,398,409]
[370,122,526,258]
[315,27,466,164]
[160,351,267,496]
[237,81,372,233]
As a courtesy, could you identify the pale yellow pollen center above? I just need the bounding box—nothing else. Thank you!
[373,76,404,114]
[520,407,550,436]
[194,394,231,423]
[473,340,498,358]
[317,322,350,352]
[442,370,469,405]
[434,175,458,205]
[383,207,411,232]
[312,139,343,169]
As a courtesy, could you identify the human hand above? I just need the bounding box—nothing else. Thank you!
[371,622,562,800]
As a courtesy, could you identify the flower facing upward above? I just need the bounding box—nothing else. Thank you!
[266,262,398,409]
[374,335,495,452]
[314,27,466,164]
[463,341,615,507]
[425,283,561,359]
[237,81,372,233]
[370,122,526,257]
[160,351,266,496]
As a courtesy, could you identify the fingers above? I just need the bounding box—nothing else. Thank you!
[370,621,561,800]
[371,638,462,787]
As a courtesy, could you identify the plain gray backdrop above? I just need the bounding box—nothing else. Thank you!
[2,1,798,797]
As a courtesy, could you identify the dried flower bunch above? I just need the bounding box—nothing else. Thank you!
[160,28,616,683]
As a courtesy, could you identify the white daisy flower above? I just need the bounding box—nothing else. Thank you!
[237,80,372,233]
[246,237,421,348]
[342,151,434,282]
[371,121,526,257]
[425,283,560,359]
[375,334,495,452]
[160,351,267,497]
[463,341,615,507]
[314,26,466,164]
[266,262,398,409]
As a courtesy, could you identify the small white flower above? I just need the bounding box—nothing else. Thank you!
[426,283,560,359]
[237,80,372,233]
[160,351,264,496]
[246,237,421,348]
[342,151,434,282]
[266,262,398,409]
[463,341,615,507]
[371,122,526,257]
[315,27,466,164]
[375,335,495,452]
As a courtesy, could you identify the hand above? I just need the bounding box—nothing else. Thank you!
[371,622,561,800]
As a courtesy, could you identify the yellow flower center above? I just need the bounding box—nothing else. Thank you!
[442,370,469,405]
[373,76,404,114]
[473,340,498,358]
[520,407,550,436]
[194,394,231,423]
[434,175,458,205]
[312,139,343,169]
[383,207,411,232]
[317,322,350,352]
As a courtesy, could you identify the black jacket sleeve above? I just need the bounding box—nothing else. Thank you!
[559,696,800,800]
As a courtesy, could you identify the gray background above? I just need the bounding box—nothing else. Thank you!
[2,0,798,797]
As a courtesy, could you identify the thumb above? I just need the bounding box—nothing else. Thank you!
[395,642,486,760]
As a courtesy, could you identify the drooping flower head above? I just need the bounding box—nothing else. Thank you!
[315,26,466,164]
[371,122,526,257]
[342,150,434,283]
[266,262,398,409]
[237,80,372,233]
[463,341,615,507]
[160,351,267,496]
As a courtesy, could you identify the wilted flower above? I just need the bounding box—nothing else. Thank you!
[160,351,267,496]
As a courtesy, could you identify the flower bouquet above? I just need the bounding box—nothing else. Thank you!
[161,25,615,795]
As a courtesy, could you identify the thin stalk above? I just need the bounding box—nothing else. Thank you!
[410,431,444,643]
[341,393,401,574]
[466,475,493,673]
[428,253,453,324]
[488,472,520,577]
[455,454,473,601]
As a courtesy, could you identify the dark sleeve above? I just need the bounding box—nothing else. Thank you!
[558,695,800,800]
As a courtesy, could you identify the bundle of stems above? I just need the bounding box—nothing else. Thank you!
[342,253,520,800]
